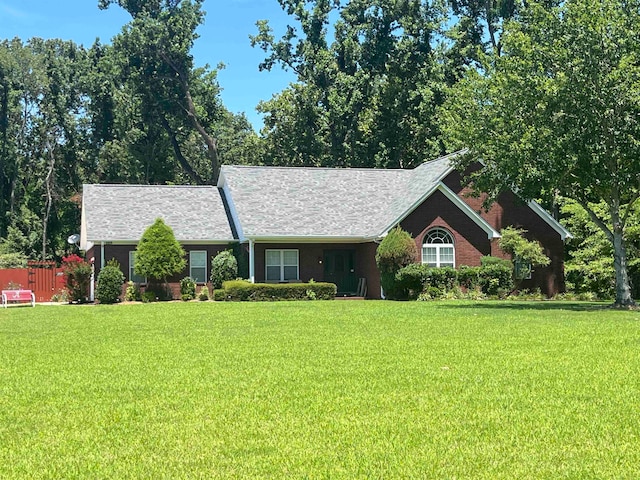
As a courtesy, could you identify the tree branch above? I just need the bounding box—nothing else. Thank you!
[158,113,206,185]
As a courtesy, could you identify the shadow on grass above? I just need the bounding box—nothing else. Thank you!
[438,301,611,312]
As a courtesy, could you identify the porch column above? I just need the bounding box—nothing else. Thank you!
[249,239,255,283]
[100,241,105,271]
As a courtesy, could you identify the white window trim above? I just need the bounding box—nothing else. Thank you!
[421,228,456,268]
[189,250,208,284]
[265,249,299,282]
[128,251,147,284]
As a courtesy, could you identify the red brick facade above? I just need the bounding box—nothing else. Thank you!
[88,244,231,299]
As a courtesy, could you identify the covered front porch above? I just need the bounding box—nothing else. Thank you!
[245,240,381,299]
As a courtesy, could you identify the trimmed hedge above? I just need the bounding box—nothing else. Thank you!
[395,256,514,300]
[221,280,337,301]
[395,265,458,299]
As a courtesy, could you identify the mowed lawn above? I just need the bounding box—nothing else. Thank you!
[1,301,639,478]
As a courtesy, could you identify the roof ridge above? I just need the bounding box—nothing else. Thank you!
[84,183,216,188]
[221,164,412,173]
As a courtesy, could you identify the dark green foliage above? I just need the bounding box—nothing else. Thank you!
[429,267,458,291]
[221,280,337,302]
[61,254,91,303]
[395,264,432,299]
[375,227,418,300]
[213,289,226,302]
[478,257,514,297]
[141,291,156,303]
[95,263,125,304]
[135,218,186,284]
[458,265,482,290]
[396,264,458,300]
[210,250,238,289]
[180,277,197,301]
[145,282,174,301]
[230,243,249,280]
[252,0,446,169]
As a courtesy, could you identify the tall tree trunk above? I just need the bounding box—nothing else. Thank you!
[611,202,634,306]
[580,197,635,307]
[42,140,55,261]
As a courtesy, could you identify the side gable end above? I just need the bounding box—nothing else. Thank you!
[384,182,501,240]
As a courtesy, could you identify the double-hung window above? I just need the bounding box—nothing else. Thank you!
[129,251,146,283]
[266,249,299,282]
[422,228,455,268]
[190,250,207,283]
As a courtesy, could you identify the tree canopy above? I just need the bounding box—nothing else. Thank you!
[443,0,640,306]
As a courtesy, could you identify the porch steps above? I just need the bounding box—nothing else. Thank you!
[334,296,365,300]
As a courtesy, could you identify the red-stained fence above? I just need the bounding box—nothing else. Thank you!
[0,261,65,302]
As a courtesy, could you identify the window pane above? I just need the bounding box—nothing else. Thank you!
[422,247,437,266]
[440,247,454,264]
[266,250,281,266]
[190,251,206,267]
[191,267,206,283]
[129,251,145,283]
[283,266,298,281]
[283,250,298,266]
[266,266,281,281]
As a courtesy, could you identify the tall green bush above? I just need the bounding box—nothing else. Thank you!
[375,226,418,299]
[96,260,125,304]
[211,250,238,289]
[135,218,186,286]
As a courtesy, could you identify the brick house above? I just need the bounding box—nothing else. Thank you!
[80,151,571,299]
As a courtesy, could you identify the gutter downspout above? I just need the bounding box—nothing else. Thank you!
[249,239,255,283]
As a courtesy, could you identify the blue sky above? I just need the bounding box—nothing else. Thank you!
[0,0,298,130]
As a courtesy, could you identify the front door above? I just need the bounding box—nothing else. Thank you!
[323,250,357,295]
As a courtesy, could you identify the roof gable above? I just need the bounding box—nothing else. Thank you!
[81,184,235,248]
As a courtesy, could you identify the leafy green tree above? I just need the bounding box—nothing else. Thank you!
[443,0,640,306]
[252,0,447,168]
[498,227,550,287]
[100,0,226,183]
[135,218,186,286]
[375,226,418,300]
[561,199,640,299]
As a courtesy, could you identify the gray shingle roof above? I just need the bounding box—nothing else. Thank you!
[82,184,235,243]
[220,152,457,239]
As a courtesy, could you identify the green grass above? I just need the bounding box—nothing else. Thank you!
[1,301,639,478]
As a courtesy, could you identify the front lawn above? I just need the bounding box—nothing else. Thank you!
[1,301,639,478]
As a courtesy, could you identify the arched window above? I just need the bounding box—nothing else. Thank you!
[422,228,455,268]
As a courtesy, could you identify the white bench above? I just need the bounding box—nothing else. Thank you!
[1,289,35,308]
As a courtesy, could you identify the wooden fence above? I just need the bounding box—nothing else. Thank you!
[0,261,65,302]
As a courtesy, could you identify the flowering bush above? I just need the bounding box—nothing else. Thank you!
[61,254,91,303]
